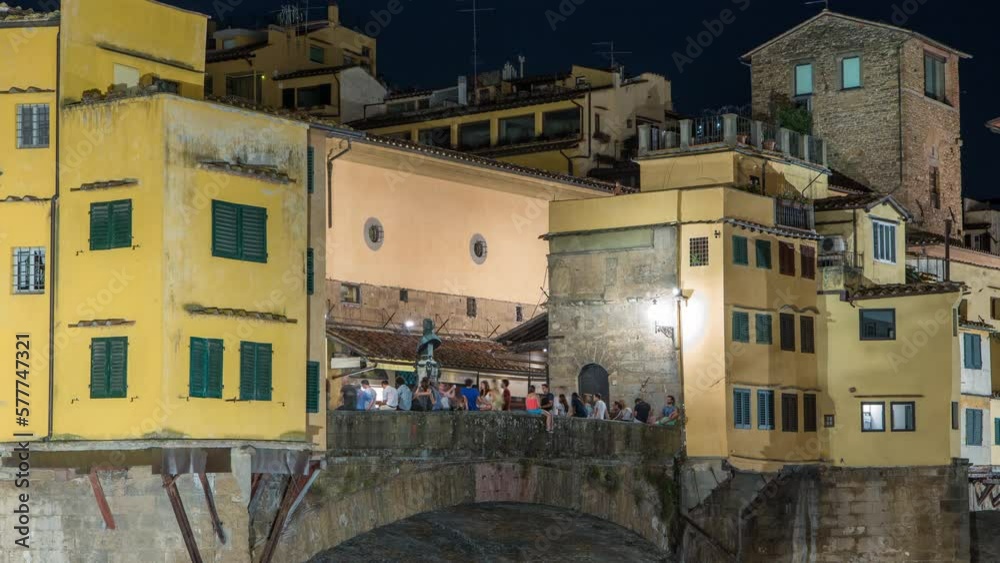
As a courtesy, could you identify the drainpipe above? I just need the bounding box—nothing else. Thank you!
[326,139,352,228]
[46,28,62,441]
[852,209,859,269]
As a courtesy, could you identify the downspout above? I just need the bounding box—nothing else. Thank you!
[852,209,859,269]
[326,139,352,228]
[46,27,62,441]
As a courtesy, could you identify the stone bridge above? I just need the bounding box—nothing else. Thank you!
[263,411,682,562]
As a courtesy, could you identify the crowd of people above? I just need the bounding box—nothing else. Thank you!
[347,377,683,433]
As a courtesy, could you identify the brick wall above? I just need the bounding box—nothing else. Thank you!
[327,279,536,337]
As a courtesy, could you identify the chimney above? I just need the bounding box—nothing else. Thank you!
[328,1,340,24]
[458,76,468,106]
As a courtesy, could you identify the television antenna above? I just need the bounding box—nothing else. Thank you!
[593,41,631,70]
[804,0,830,10]
[457,0,495,90]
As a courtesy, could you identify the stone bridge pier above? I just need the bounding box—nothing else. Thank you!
[261,412,682,562]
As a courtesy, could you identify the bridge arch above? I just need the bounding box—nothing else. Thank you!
[262,411,681,562]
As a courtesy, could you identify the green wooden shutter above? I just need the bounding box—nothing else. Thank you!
[90,203,111,251]
[107,338,128,398]
[90,339,109,398]
[109,200,132,248]
[239,342,256,400]
[255,343,272,401]
[240,205,268,263]
[966,409,976,445]
[733,312,749,343]
[207,339,224,399]
[189,337,207,398]
[756,314,772,344]
[307,248,315,295]
[212,201,240,259]
[758,390,773,430]
[733,236,748,265]
[756,240,772,269]
[307,147,315,194]
[995,418,1000,446]
[307,361,320,413]
[734,389,750,429]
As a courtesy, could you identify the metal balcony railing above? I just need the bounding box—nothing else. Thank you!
[774,199,814,230]
[819,251,863,270]
[691,116,724,146]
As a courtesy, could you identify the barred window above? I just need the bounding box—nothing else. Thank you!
[12,247,45,294]
[689,237,709,267]
[16,104,50,148]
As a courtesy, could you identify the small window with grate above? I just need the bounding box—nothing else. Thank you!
[467,297,478,318]
[399,288,409,303]
[689,237,709,267]
[516,305,523,322]
[16,104,50,148]
[12,247,45,294]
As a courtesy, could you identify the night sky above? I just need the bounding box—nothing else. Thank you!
[23,0,1000,199]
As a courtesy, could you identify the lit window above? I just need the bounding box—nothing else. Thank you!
[872,220,897,263]
[891,402,915,432]
[12,247,45,294]
[862,402,885,432]
[841,56,861,89]
[924,52,946,102]
[794,63,813,96]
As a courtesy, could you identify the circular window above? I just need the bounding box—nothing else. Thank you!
[470,234,488,265]
[364,218,384,251]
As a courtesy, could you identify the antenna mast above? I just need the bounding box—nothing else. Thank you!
[593,41,631,70]
[457,0,495,90]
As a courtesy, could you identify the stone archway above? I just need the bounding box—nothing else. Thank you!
[578,363,610,403]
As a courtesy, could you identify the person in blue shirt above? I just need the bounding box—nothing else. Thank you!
[355,379,376,411]
[396,376,413,411]
[461,379,480,411]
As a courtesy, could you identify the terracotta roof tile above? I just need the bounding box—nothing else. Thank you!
[206,40,269,63]
[199,161,293,184]
[69,319,136,328]
[70,179,138,192]
[828,169,874,194]
[186,305,297,324]
[273,64,358,81]
[961,320,996,333]
[327,325,542,375]
[848,282,964,301]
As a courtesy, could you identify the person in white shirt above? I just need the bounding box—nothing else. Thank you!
[378,379,398,410]
[591,393,608,420]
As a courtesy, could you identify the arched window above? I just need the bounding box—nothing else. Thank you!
[578,364,610,404]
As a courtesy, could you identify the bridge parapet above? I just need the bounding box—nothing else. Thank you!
[327,411,682,463]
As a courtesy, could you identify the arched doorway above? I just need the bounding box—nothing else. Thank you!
[578,363,610,403]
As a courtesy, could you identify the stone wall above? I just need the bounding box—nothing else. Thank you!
[0,466,248,563]
[327,279,535,337]
[547,225,680,408]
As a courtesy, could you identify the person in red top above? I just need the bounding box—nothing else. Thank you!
[501,379,512,411]
[525,385,553,432]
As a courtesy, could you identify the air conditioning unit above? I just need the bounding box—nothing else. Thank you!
[821,235,847,254]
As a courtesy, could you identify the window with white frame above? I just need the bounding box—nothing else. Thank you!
[12,247,45,294]
[16,104,50,148]
[872,220,897,263]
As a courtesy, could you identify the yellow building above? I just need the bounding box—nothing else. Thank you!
[0,0,328,451]
[349,65,674,187]
[204,3,384,123]
[547,114,964,470]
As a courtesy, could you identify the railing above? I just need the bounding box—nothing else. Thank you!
[907,255,946,281]
[761,122,781,152]
[774,199,814,230]
[808,137,825,166]
[787,133,802,160]
[819,251,863,270]
[736,116,753,144]
[691,116,724,146]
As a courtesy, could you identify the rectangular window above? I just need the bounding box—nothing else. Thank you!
[800,316,815,354]
[307,248,315,295]
[90,337,128,399]
[757,390,775,430]
[967,408,984,446]
[516,305,524,323]
[860,309,896,341]
[282,88,295,109]
[211,200,268,263]
[991,297,1000,320]
[205,75,215,98]
[794,63,813,96]
[297,84,332,108]
[306,361,321,413]
[841,56,861,89]
[778,242,796,276]
[924,52,946,102]
[952,401,959,430]
[733,235,749,266]
[690,237,709,267]
[891,402,915,432]
[862,402,885,432]
[995,419,1000,446]
[824,414,835,428]
[801,245,816,280]
[419,126,452,148]
[755,240,772,269]
[732,311,750,343]
[309,45,325,63]
[803,394,817,432]
[467,297,477,318]
[781,393,799,432]
[239,341,272,401]
[12,247,45,294]
[964,333,983,369]
[307,147,315,193]
[399,288,409,303]
[499,114,536,145]
[189,337,223,399]
[930,166,940,210]
[780,313,796,351]
[458,120,491,150]
[542,107,582,139]
[90,200,133,251]
[225,73,263,104]
[755,313,772,345]
[113,63,140,88]
[341,283,361,304]
[16,104,50,148]
[734,388,751,430]
[872,220,897,263]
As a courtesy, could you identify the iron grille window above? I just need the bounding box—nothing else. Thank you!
[803,394,817,432]
[781,393,799,432]
[90,337,128,399]
[467,297,477,318]
[733,388,751,430]
[690,237,709,267]
[779,313,796,351]
[757,390,775,430]
[12,247,45,294]
[778,242,796,276]
[189,337,224,399]
[732,311,750,343]
[800,316,815,354]
[16,104,50,148]
[755,313,772,345]
[239,341,273,401]
[800,245,816,280]
[732,235,749,266]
